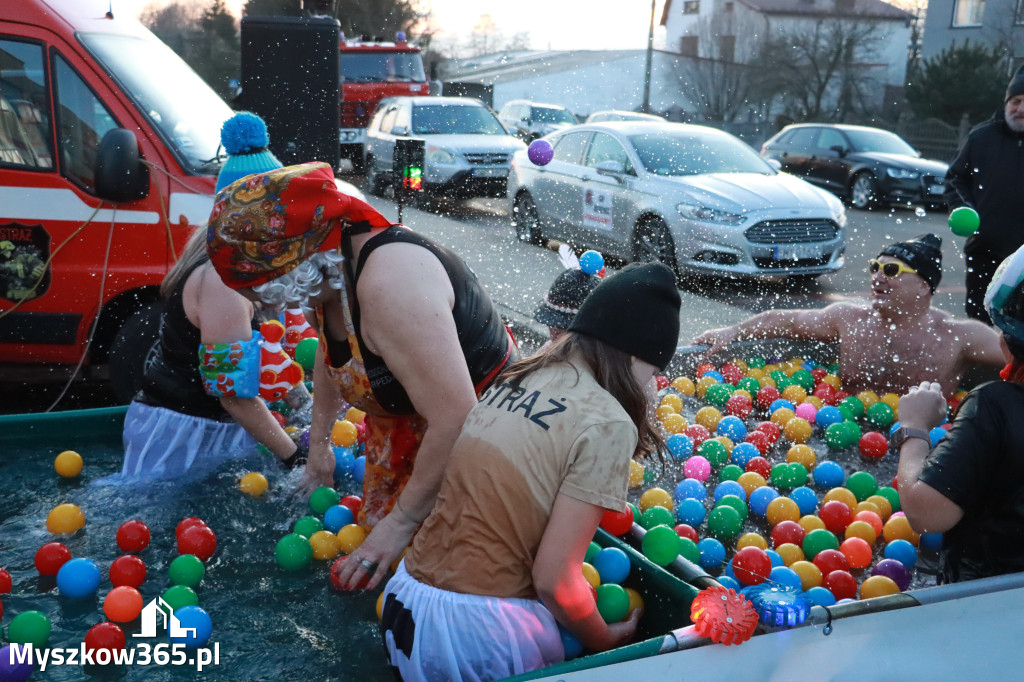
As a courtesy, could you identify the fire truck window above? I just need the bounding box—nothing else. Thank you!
[0,39,54,169]
[53,55,117,192]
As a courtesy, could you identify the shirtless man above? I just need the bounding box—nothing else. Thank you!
[694,234,1004,395]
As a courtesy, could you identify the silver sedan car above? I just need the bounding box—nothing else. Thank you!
[508,122,847,279]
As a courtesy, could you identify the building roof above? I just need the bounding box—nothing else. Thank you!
[660,0,909,23]
[442,50,644,85]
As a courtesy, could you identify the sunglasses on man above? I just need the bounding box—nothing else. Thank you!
[868,259,917,279]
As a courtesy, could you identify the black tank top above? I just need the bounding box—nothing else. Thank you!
[324,226,515,415]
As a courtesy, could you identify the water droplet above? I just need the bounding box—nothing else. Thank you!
[915,207,926,217]
[893,355,900,362]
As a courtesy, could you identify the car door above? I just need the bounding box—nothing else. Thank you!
[777,127,819,180]
[368,103,399,175]
[578,132,641,251]
[530,130,591,240]
[808,127,853,193]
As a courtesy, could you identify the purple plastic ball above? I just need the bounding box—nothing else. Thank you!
[527,139,554,166]
[871,558,912,591]
[0,645,34,682]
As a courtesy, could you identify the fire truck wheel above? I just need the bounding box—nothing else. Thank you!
[108,302,164,404]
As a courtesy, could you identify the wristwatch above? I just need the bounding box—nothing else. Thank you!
[890,426,931,450]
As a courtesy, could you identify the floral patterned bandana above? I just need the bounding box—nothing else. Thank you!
[206,162,395,289]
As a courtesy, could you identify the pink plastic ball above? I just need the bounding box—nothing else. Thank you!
[795,402,817,424]
[683,455,711,482]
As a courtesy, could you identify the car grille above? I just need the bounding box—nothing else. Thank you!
[464,152,510,165]
[753,255,832,269]
[745,220,838,244]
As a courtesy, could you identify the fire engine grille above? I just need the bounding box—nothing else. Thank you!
[745,219,839,244]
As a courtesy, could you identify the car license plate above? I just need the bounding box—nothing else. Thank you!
[773,244,822,261]
[928,184,945,195]
[339,128,365,143]
[472,168,507,178]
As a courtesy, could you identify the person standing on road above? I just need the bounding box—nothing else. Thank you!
[944,65,1024,324]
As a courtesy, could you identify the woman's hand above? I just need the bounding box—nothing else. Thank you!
[334,511,418,590]
[898,381,946,430]
[301,442,335,489]
[693,326,737,355]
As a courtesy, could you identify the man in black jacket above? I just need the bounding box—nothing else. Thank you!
[945,65,1024,324]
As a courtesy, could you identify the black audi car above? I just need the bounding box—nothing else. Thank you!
[760,124,948,210]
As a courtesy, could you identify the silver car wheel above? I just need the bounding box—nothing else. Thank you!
[850,173,877,210]
[632,218,678,275]
[512,193,543,245]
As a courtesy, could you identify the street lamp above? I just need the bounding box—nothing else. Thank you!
[642,0,656,113]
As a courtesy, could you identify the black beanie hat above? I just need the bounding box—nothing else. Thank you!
[534,269,601,329]
[1006,64,1024,102]
[568,262,681,370]
[879,233,942,292]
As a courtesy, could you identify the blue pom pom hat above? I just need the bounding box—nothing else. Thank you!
[215,111,283,192]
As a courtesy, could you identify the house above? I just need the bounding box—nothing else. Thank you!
[920,0,1023,71]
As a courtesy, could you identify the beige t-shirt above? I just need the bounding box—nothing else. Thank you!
[405,362,637,599]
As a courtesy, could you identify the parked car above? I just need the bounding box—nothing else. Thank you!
[497,100,578,142]
[760,124,949,210]
[585,110,663,123]
[508,122,847,280]
[363,96,525,200]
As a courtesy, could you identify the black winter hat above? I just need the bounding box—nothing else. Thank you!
[879,233,943,292]
[1006,64,1024,102]
[568,262,681,370]
[534,269,601,329]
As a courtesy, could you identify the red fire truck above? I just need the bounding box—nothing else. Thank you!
[338,33,429,172]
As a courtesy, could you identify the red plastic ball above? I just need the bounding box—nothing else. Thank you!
[756,386,781,410]
[725,395,753,418]
[858,432,889,460]
[812,548,850,576]
[103,586,144,623]
[824,569,858,600]
[745,456,772,479]
[177,524,217,562]
[811,368,827,382]
[674,524,698,543]
[0,567,11,593]
[840,537,873,569]
[854,510,883,538]
[819,500,854,535]
[85,622,126,656]
[330,555,370,591]
[745,431,771,455]
[339,495,363,516]
[269,411,287,428]
[835,390,850,402]
[684,424,711,446]
[892,475,899,491]
[109,555,147,588]
[116,520,151,553]
[720,364,744,385]
[695,363,715,378]
[655,375,671,390]
[600,506,635,536]
[733,546,772,586]
[175,517,206,538]
[35,542,72,576]
[771,520,806,548]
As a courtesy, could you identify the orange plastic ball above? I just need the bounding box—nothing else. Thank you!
[766,497,801,526]
[786,444,817,469]
[775,543,804,566]
[695,407,722,431]
[661,413,688,435]
[790,560,823,590]
[860,575,901,599]
[345,407,366,425]
[783,417,812,444]
[844,520,877,545]
[737,472,767,497]
[824,487,858,510]
[781,385,808,404]
[840,537,873,568]
[672,376,696,395]
[336,524,367,554]
[854,510,884,538]
[799,515,826,533]
[737,533,768,550]
[639,487,673,513]
[883,515,920,545]
[46,503,85,535]
[628,460,645,488]
[54,450,84,478]
[854,500,883,518]
[660,394,683,413]
[331,420,358,447]
[104,586,144,623]
[770,407,796,427]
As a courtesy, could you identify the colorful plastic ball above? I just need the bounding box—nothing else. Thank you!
[672,376,696,395]
[683,455,711,482]
[527,138,555,165]
[628,460,646,488]
[872,558,912,591]
[169,554,206,587]
[813,548,850,576]
[858,431,889,460]
[819,500,853,535]
[624,587,645,618]
[843,520,876,547]
[789,560,822,590]
[46,503,85,535]
[860,575,901,599]
[56,557,101,599]
[765,497,801,526]
[176,517,206,538]
[0,644,34,682]
[744,431,772,456]
[804,585,837,607]
[745,456,772,479]
[732,546,772,586]
[748,486,780,517]
[675,498,706,527]
[84,622,126,658]
[294,337,318,370]
[162,585,200,611]
[726,443,755,469]
[585,541,601,564]
[794,402,817,423]
[593,547,631,585]
[581,562,600,589]
[799,514,826,534]
[884,539,918,570]
[713,480,746,503]
[707,505,743,540]
[116,520,151,553]
[929,427,947,447]
[329,556,370,591]
[559,626,584,660]
[666,433,694,460]
[789,486,818,516]
[824,569,858,601]
[812,461,845,489]
[783,417,812,444]
[642,525,682,566]
[719,464,744,483]
[34,542,71,576]
[698,439,729,468]
[572,249,604,277]
[331,420,358,448]
[770,566,804,591]
[169,605,213,648]
[239,472,269,498]
[640,506,675,530]
[674,524,698,543]
[771,520,806,548]
[336,524,367,554]
[766,548,785,568]
[716,415,747,443]
[293,516,325,539]
[323,505,355,534]
[54,450,84,478]
[883,514,920,545]
[352,456,367,483]
[865,402,894,429]
[716,494,748,521]
[839,396,865,419]
[661,412,689,434]
[639,487,673,512]
[600,506,634,536]
[866,495,893,520]
[595,583,630,622]
[7,611,51,648]
[853,511,883,540]
[816,406,843,429]
[103,585,144,623]
[949,205,980,236]
[775,543,804,566]
[802,528,840,560]
[678,537,700,565]
[697,538,726,570]
[839,537,873,569]
[920,533,943,552]
[109,554,146,588]
[736,471,767,497]
[178,523,217,562]
[736,532,768,551]
[333,446,356,479]
[786,445,817,472]
[275,533,313,571]
[725,394,753,419]
[824,487,858,510]
[846,471,878,502]
[310,486,342,515]
[875,486,901,513]
[310,530,340,561]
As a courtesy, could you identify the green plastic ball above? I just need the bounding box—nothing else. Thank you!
[641,525,681,566]
[876,486,901,512]
[295,337,319,371]
[769,370,787,385]
[169,554,206,588]
[8,610,51,648]
[840,421,861,448]
[162,585,200,611]
[628,502,641,522]
[802,528,840,559]
[595,583,630,622]
[790,369,816,392]
[775,375,794,392]
[866,402,894,429]
[275,533,313,571]
[788,462,808,488]
[640,506,675,530]
[705,383,733,407]
[825,423,849,450]
[826,363,840,375]
[679,537,700,565]
[585,541,601,564]
[846,471,879,502]
[699,439,729,468]
[839,396,865,420]
[719,464,743,482]
[717,494,749,520]
[770,463,792,489]
[747,356,765,368]
[310,486,342,515]
[643,466,657,484]
[708,504,744,540]
[737,377,761,395]
[838,405,857,423]
[293,516,324,539]
[949,206,980,237]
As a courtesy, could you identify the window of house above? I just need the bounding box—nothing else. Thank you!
[718,35,736,62]
[952,0,985,26]
[680,36,699,57]
[683,1,700,14]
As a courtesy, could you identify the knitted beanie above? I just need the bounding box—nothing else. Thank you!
[216,111,284,192]
[878,233,942,292]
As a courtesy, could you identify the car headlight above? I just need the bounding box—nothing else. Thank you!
[427,146,456,164]
[829,198,847,228]
[677,202,745,225]
[885,167,919,179]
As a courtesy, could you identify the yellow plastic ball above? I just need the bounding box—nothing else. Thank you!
[731,388,752,401]
[310,530,340,561]
[345,407,366,425]
[376,591,385,620]
[239,472,269,498]
[695,376,718,398]
[336,524,367,554]
[781,385,807,404]
[660,394,683,414]
[737,472,767,497]
[883,515,920,545]
[799,515,826,533]
[54,450,83,478]
[655,405,676,421]
[880,393,900,418]
[285,425,300,436]
[766,497,801,526]
[672,376,696,395]
[694,406,722,431]
[710,436,734,453]
[854,500,883,518]
[581,562,601,589]
[783,417,812,444]
[770,407,796,427]
[821,374,842,390]
[628,460,645,488]
[625,587,645,615]
[866,495,893,520]
[803,396,824,409]
[775,543,804,566]
[761,376,777,389]
[639,487,673,513]
[736,532,768,550]
[824,487,858,510]
[331,420,359,447]
[730,358,748,372]
[786,444,817,470]
[790,560,823,590]
[390,547,409,573]
[46,503,85,535]
[860,575,901,599]
[844,520,877,545]
[856,391,880,409]
[660,413,688,435]
[763,363,779,374]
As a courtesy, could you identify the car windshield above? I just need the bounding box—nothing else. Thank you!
[844,129,918,156]
[79,32,233,173]
[412,105,506,135]
[340,51,426,83]
[629,132,773,176]
[533,107,575,124]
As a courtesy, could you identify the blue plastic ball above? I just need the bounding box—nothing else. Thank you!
[816,406,844,429]
[674,478,706,502]
[676,497,706,526]
[889,421,901,437]
[592,547,631,585]
[56,558,101,599]
[667,434,694,460]
[713,480,746,503]
[352,456,366,484]
[701,370,724,383]
[169,605,213,648]
[766,549,784,568]
[789,486,818,515]
[323,504,355,533]
[559,625,583,659]
[578,250,604,275]
[884,539,919,570]
[724,558,738,582]
[770,566,803,591]
[730,442,759,468]
[748,486,780,517]
[929,427,946,447]
[769,398,795,414]
[718,575,742,591]
[919,533,943,552]
[716,416,747,442]
[333,446,355,479]
[812,461,845,489]
[804,586,837,607]
[697,537,726,571]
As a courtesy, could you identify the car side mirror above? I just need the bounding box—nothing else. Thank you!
[829,144,848,157]
[391,125,409,136]
[95,128,150,203]
[596,160,626,181]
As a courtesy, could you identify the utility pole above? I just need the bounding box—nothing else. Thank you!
[642,0,656,113]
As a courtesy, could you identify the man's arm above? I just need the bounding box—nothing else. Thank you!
[958,318,1006,369]
[694,305,845,355]
[943,137,975,211]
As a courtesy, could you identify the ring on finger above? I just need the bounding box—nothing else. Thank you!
[358,558,376,571]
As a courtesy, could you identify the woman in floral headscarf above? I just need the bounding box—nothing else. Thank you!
[207,162,517,590]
